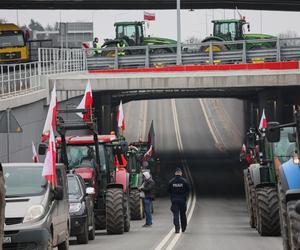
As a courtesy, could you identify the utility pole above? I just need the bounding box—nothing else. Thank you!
[176,0,182,65]
[260,11,263,33]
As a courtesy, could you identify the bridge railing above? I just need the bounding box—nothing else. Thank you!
[0,48,86,99]
[85,37,300,70]
[0,61,40,99]
[39,48,86,74]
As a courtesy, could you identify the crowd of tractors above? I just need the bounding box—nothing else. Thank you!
[89,16,275,57]
[54,108,158,236]
[241,110,300,250]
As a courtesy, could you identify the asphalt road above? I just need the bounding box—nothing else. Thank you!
[70,98,282,250]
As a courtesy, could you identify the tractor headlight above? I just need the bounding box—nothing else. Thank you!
[69,202,85,215]
[24,205,45,223]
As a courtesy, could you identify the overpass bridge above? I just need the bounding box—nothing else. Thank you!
[1,44,300,158]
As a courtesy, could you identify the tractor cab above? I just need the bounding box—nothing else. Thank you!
[212,18,250,41]
[115,21,145,46]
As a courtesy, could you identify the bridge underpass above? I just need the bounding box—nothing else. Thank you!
[1,55,300,250]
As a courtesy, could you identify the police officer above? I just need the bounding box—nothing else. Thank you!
[168,168,190,233]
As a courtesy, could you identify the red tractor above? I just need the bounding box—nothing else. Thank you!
[54,109,130,234]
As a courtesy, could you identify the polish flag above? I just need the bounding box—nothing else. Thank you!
[32,141,39,163]
[41,84,57,142]
[144,11,155,21]
[143,145,153,160]
[42,128,56,187]
[259,109,267,130]
[77,81,93,121]
[117,100,125,131]
[241,144,246,154]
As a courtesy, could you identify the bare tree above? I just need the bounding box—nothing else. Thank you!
[279,30,300,46]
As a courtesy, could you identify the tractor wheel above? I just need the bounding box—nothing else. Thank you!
[106,188,124,234]
[244,172,255,228]
[247,173,257,228]
[256,186,280,236]
[278,182,291,250]
[130,189,143,220]
[124,193,131,232]
[200,43,227,53]
[77,219,89,244]
[287,200,300,249]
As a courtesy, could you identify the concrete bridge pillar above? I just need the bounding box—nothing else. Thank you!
[257,89,285,125]
[94,93,113,134]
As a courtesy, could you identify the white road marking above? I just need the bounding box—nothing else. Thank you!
[153,99,196,250]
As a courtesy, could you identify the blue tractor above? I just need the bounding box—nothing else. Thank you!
[267,115,300,250]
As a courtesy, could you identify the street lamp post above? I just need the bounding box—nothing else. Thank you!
[176,0,182,65]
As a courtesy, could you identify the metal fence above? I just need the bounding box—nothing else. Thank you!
[86,37,300,70]
[0,62,40,99]
[39,48,86,74]
[0,48,86,99]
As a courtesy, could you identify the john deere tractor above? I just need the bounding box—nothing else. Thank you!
[101,21,176,56]
[201,17,275,52]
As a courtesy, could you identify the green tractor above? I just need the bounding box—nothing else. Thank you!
[201,18,275,52]
[243,126,293,236]
[101,21,176,56]
[126,145,144,220]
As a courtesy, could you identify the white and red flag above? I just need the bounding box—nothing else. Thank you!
[41,84,57,142]
[77,81,93,121]
[143,145,153,161]
[42,128,56,187]
[117,100,125,131]
[259,109,267,130]
[144,11,155,21]
[32,141,39,163]
[241,144,246,154]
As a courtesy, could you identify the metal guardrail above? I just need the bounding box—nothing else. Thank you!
[85,37,300,70]
[0,62,40,99]
[39,48,86,74]
[0,48,86,99]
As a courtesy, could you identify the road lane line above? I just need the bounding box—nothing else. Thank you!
[154,99,196,250]
[199,99,219,145]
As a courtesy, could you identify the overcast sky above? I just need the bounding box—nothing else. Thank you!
[0,9,299,43]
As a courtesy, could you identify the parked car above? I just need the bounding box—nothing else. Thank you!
[2,163,70,250]
[68,173,95,244]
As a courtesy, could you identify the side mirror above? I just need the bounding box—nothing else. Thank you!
[266,122,280,143]
[288,132,296,143]
[38,144,47,155]
[86,187,95,195]
[53,186,64,200]
[247,24,250,32]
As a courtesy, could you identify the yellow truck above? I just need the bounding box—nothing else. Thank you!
[0,23,29,63]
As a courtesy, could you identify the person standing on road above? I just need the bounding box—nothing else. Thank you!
[168,168,190,233]
[139,171,155,227]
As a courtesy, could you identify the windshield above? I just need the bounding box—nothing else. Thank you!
[67,176,82,196]
[3,166,47,197]
[66,145,96,169]
[214,22,237,40]
[0,31,25,48]
[273,127,296,163]
[116,25,136,40]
